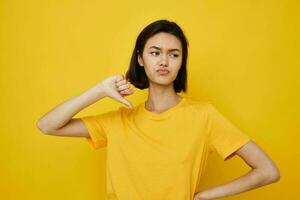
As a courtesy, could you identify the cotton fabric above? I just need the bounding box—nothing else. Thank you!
[80,97,251,200]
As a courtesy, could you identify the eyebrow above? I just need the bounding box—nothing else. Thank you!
[148,46,180,52]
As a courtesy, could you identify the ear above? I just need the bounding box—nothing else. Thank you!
[137,53,144,67]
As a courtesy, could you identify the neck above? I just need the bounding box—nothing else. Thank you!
[145,84,182,113]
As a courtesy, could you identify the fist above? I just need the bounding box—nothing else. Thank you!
[99,74,134,109]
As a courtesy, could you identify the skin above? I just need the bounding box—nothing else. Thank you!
[37,32,280,200]
[137,32,183,114]
[193,141,280,199]
[138,32,280,200]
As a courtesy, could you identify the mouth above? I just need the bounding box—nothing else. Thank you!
[156,69,170,75]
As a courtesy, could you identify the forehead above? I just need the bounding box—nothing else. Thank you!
[145,32,182,50]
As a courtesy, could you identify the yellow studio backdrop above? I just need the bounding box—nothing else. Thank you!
[1,0,299,199]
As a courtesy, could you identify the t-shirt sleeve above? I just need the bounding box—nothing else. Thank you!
[79,109,120,150]
[206,103,251,161]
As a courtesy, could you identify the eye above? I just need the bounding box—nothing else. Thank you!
[150,51,159,56]
[170,54,179,58]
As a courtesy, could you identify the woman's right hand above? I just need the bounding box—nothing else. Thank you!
[97,74,134,109]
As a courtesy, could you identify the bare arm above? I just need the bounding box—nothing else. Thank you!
[194,140,280,200]
[36,74,134,137]
[36,83,106,135]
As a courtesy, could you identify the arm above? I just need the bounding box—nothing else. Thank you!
[194,140,280,200]
[36,83,106,135]
[36,74,134,137]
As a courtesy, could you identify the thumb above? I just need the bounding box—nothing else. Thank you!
[111,91,133,109]
[121,98,133,109]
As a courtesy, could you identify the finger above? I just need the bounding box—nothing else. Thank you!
[110,90,133,109]
[125,88,134,94]
[118,97,133,109]
[115,75,124,83]
[117,83,130,91]
[115,79,126,87]
[126,100,133,109]
[120,88,134,96]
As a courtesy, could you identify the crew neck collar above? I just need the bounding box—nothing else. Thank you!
[139,97,186,120]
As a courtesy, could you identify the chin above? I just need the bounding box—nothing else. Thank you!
[152,78,174,86]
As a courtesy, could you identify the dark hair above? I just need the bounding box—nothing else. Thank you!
[125,19,189,93]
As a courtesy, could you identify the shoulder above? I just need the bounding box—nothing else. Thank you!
[93,108,122,119]
[183,97,212,112]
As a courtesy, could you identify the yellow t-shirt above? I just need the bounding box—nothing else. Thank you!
[80,97,251,200]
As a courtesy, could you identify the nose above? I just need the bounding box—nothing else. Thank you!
[160,53,169,67]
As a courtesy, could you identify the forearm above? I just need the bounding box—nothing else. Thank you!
[37,83,106,131]
[196,168,278,199]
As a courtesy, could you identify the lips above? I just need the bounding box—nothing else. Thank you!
[157,69,169,75]
[157,69,169,74]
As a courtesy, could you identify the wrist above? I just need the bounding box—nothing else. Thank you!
[92,83,107,99]
[194,190,211,200]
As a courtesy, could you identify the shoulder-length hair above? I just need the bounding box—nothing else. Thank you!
[125,19,189,93]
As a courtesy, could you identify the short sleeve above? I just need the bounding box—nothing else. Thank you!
[79,109,120,150]
[206,103,251,161]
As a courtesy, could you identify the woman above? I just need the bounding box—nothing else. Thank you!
[36,19,280,200]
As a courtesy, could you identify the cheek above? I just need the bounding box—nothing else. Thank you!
[143,57,158,71]
[172,57,182,65]
[144,55,157,65]
[170,59,182,70]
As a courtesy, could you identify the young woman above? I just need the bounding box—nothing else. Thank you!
[37,19,280,200]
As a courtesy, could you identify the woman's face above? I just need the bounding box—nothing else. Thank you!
[138,32,183,87]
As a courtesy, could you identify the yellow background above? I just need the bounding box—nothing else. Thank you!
[1,0,299,199]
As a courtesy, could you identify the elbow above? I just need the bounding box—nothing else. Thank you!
[264,166,281,183]
[269,169,280,183]
[36,119,51,134]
